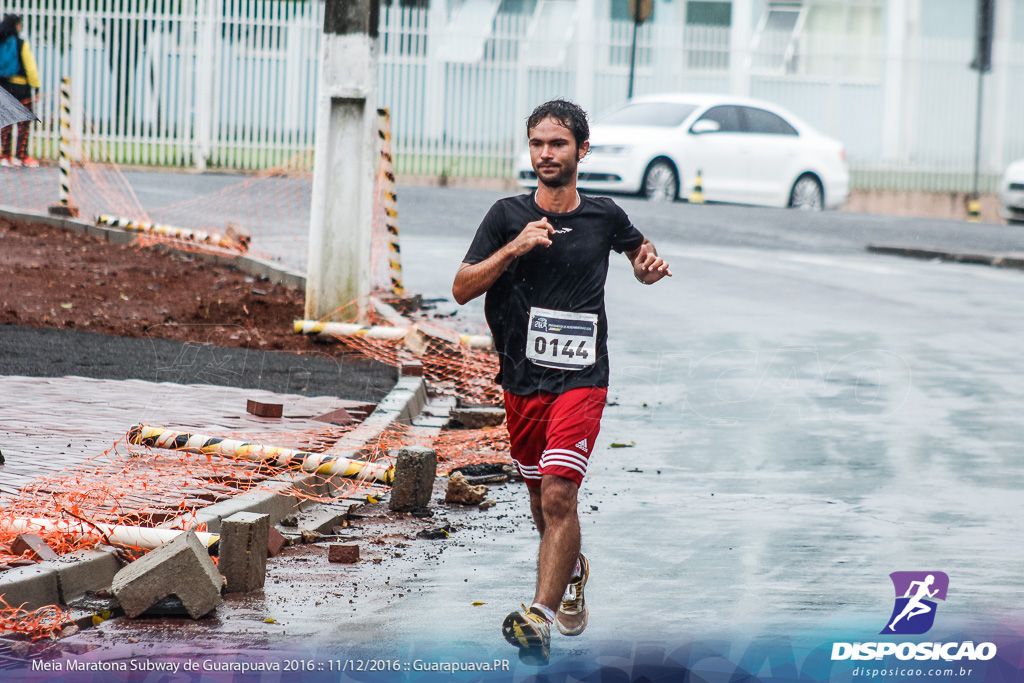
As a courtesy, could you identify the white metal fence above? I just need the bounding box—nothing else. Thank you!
[7,0,1023,191]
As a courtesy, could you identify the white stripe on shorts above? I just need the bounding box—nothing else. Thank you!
[539,453,588,477]
[541,449,589,468]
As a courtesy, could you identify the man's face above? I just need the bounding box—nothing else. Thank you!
[528,117,589,189]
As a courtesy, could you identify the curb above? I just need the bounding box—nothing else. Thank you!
[0,205,428,614]
[0,376,427,613]
[867,244,1024,271]
[0,205,307,290]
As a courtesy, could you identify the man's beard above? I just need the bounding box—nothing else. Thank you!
[536,162,576,189]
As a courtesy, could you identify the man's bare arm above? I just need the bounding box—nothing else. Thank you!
[452,217,555,304]
[625,238,672,285]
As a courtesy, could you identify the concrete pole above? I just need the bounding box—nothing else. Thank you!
[988,0,1014,172]
[305,0,380,322]
[729,0,752,97]
[881,0,907,161]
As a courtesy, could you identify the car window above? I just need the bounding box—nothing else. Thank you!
[741,107,798,136]
[693,105,743,133]
[598,102,698,127]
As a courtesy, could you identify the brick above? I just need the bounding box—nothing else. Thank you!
[246,400,283,418]
[11,534,59,562]
[449,408,506,429]
[328,545,359,564]
[388,445,437,512]
[111,530,223,619]
[267,526,287,557]
[219,512,269,593]
[401,360,424,377]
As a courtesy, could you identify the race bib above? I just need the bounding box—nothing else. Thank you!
[525,307,598,370]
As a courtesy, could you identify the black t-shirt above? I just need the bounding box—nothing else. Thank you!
[463,191,645,396]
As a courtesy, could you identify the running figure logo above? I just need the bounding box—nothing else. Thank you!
[881,571,949,635]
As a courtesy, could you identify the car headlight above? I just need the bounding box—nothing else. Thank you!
[589,145,632,155]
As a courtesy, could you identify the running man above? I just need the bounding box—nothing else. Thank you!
[452,99,672,664]
[889,574,938,631]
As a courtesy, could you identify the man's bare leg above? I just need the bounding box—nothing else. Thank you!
[528,474,580,610]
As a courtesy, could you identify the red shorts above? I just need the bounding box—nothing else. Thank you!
[504,386,608,489]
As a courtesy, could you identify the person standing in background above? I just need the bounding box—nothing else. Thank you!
[0,13,41,167]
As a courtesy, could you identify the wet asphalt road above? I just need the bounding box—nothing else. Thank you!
[12,177,1024,673]
[366,207,1024,659]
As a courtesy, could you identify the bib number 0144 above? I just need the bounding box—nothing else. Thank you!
[533,336,589,360]
[525,307,598,371]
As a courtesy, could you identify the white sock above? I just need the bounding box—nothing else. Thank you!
[530,602,556,624]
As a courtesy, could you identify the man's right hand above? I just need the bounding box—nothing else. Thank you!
[453,218,555,305]
[507,217,555,257]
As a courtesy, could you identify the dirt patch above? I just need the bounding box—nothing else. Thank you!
[0,218,318,353]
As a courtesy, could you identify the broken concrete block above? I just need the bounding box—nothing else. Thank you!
[312,407,355,426]
[328,544,359,564]
[389,445,437,512]
[445,472,488,505]
[449,408,506,429]
[219,512,269,593]
[267,526,287,557]
[11,534,59,562]
[111,530,223,619]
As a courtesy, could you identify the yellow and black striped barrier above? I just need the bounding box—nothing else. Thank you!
[967,198,981,223]
[127,424,394,484]
[376,108,403,296]
[689,169,705,204]
[292,319,493,350]
[47,77,79,218]
[96,215,251,252]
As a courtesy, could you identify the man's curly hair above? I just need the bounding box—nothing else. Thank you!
[526,99,590,150]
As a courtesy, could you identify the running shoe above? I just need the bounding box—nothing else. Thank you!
[501,605,550,665]
[18,156,39,168]
[555,553,589,636]
[0,157,16,167]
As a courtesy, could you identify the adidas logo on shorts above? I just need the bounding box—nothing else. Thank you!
[575,439,588,453]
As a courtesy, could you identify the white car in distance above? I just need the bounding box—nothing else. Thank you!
[516,94,850,210]
[998,158,1024,224]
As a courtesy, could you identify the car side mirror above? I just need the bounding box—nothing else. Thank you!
[690,119,720,135]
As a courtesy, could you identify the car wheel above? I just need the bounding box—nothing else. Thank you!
[789,174,824,210]
[642,160,678,202]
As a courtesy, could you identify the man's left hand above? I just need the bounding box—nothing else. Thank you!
[632,242,672,284]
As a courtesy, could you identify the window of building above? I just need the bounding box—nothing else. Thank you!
[751,0,882,80]
[686,1,731,26]
[684,1,730,71]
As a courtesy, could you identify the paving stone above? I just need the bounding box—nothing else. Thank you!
[219,512,269,593]
[267,526,287,557]
[328,544,360,564]
[11,534,59,562]
[389,445,437,512]
[111,530,224,619]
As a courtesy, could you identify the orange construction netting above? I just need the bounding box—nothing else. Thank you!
[1,99,517,639]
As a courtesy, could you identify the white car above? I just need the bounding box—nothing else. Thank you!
[516,93,850,210]
[998,158,1024,224]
